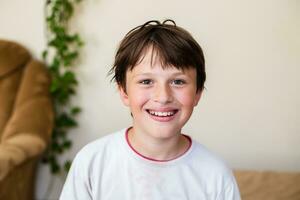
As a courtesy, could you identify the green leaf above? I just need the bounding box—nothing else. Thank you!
[62,71,77,84]
[64,160,72,172]
[50,57,60,71]
[50,79,59,93]
[42,50,48,60]
[51,162,61,174]
[63,140,72,149]
[57,113,77,128]
[71,107,81,115]
[63,52,79,66]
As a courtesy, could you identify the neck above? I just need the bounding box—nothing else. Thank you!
[127,127,190,161]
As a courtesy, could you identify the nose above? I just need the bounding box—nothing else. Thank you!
[153,83,173,104]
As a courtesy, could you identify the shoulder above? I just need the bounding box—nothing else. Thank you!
[60,129,127,199]
[189,139,235,180]
[188,140,241,199]
[80,130,122,151]
[71,129,126,172]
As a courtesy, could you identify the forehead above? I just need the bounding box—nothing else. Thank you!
[137,47,166,68]
[128,47,193,74]
[126,51,196,79]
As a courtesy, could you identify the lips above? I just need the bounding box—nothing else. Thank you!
[146,109,178,122]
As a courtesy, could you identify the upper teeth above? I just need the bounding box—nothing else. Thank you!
[149,110,174,116]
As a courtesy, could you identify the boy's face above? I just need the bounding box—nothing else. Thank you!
[119,49,202,139]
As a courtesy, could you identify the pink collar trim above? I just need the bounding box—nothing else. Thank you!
[125,127,192,162]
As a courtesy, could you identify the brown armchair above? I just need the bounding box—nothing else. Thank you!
[0,40,54,200]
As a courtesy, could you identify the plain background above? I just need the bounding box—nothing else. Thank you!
[1,0,299,199]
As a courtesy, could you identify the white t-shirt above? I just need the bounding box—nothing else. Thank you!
[60,128,241,200]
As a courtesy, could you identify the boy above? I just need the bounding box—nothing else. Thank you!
[60,19,241,200]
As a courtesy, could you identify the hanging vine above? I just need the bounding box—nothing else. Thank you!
[42,0,84,174]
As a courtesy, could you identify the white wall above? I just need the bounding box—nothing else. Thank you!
[1,0,299,199]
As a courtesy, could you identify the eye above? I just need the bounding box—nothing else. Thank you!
[172,79,186,85]
[139,79,153,85]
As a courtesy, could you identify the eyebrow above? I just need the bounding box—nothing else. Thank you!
[133,72,187,77]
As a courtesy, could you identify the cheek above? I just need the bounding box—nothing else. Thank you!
[175,89,197,107]
[128,88,150,109]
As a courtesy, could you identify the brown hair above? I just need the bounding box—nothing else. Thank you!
[109,19,206,92]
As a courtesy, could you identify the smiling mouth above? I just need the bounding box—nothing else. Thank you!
[146,109,178,117]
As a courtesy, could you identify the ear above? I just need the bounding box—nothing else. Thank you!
[193,89,203,107]
[118,85,130,106]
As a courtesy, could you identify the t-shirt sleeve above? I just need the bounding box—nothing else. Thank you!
[224,179,241,200]
[59,150,93,200]
[217,171,241,200]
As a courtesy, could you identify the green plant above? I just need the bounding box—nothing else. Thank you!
[42,0,84,174]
